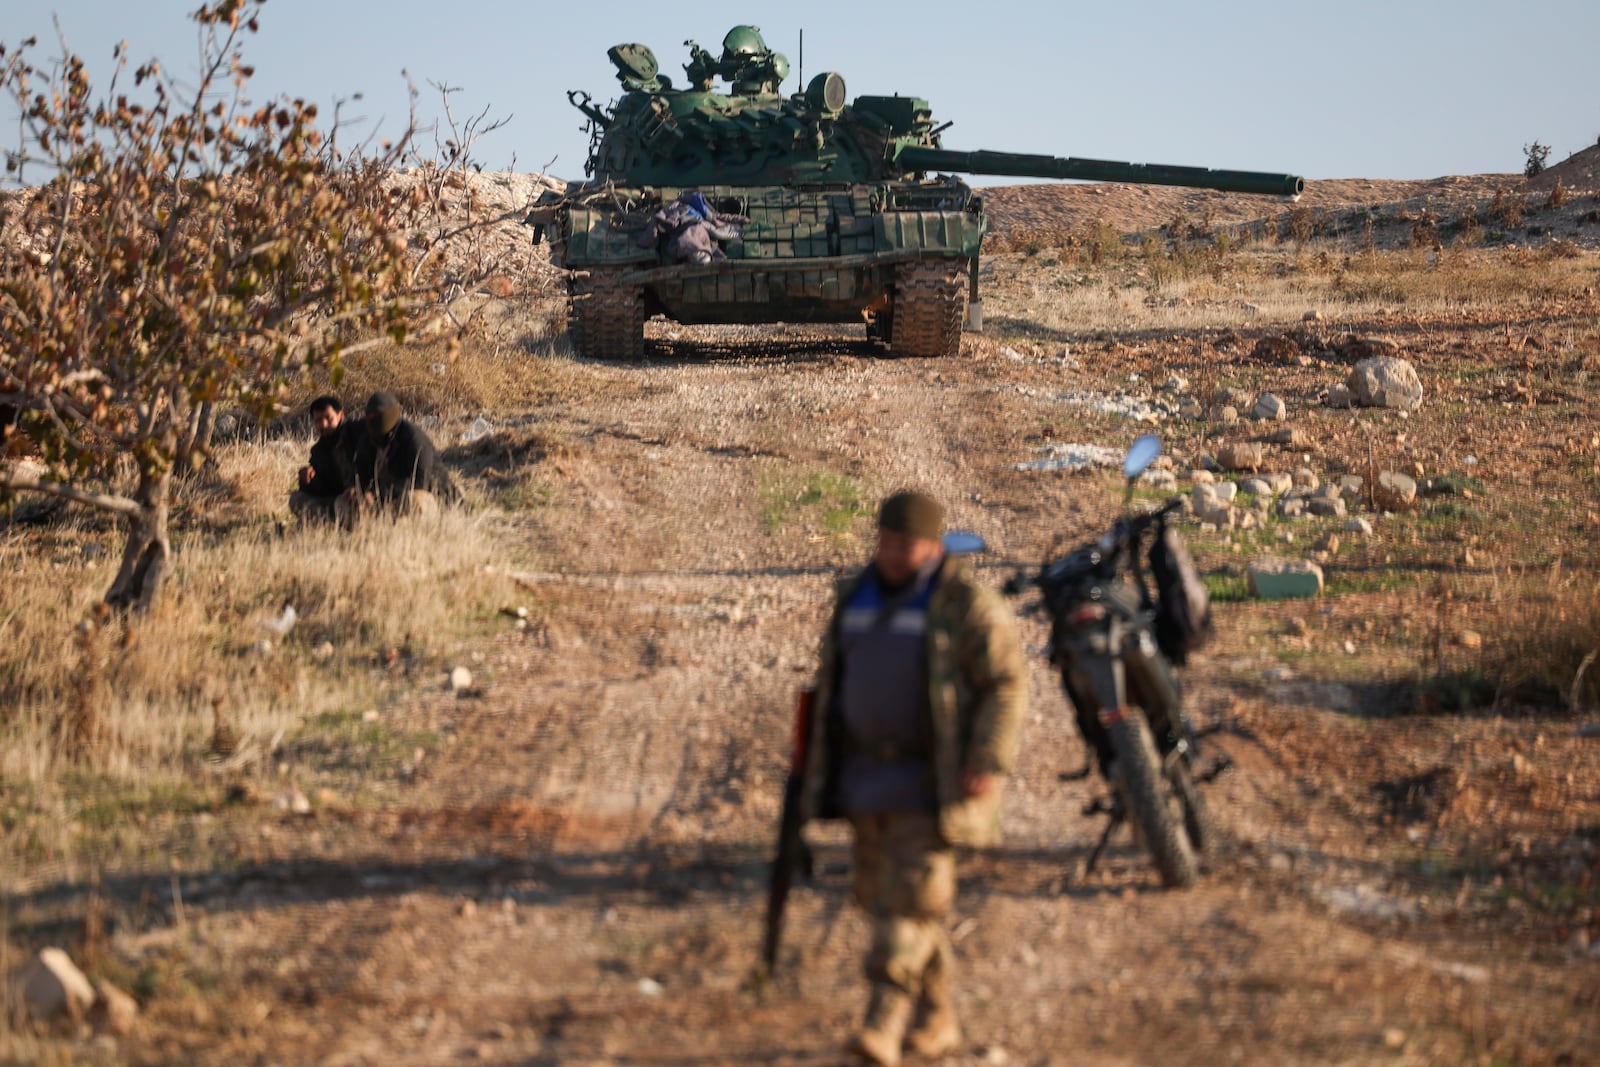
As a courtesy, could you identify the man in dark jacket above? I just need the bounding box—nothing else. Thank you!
[801,492,1028,1066]
[288,395,361,522]
[341,391,459,522]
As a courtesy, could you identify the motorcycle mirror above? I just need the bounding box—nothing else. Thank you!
[1123,434,1163,480]
[942,531,986,555]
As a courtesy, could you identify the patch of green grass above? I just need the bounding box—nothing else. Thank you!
[62,775,214,831]
[1203,571,1250,603]
[759,470,872,537]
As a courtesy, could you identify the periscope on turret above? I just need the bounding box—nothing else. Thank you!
[527,26,1305,361]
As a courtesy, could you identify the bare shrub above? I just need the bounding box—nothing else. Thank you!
[1546,181,1570,210]
[1476,571,1600,710]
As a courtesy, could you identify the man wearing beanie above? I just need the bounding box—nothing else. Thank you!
[799,490,1027,1065]
[339,391,459,523]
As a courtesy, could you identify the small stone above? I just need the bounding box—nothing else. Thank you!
[1266,427,1310,447]
[449,666,473,692]
[1348,356,1424,410]
[1212,481,1239,502]
[1286,616,1310,636]
[1278,498,1307,520]
[1263,472,1294,494]
[1217,442,1265,472]
[1314,533,1341,553]
[1308,497,1347,518]
[1374,471,1418,512]
[1248,558,1324,599]
[1304,309,1323,321]
[312,641,334,661]
[1343,640,1358,654]
[1238,478,1272,496]
[1217,405,1239,425]
[638,977,664,996]
[1253,393,1288,420]
[1346,517,1374,536]
[15,948,96,1022]
[458,899,478,919]
[1455,630,1483,650]
[1190,469,1216,485]
[1325,383,1357,408]
[1292,468,1320,489]
[1383,1028,1408,1049]
[1162,374,1188,393]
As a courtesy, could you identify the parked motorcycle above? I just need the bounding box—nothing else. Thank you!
[1005,435,1225,888]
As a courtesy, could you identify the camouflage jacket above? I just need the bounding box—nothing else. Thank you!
[800,553,1028,847]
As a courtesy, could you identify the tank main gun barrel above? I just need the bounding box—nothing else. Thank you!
[894,146,1303,197]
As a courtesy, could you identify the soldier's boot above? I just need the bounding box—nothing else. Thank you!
[906,966,962,1058]
[847,985,914,1066]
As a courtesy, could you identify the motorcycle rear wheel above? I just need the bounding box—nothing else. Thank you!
[1107,709,1200,888]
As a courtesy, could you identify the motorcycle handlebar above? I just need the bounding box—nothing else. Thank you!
[1005,495,1186,597]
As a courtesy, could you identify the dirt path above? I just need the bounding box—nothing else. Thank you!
[15,320,1576,1066]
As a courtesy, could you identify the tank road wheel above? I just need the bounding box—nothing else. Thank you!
[889,259,966,358]
[1106,707,1200,888]
[568,266,645,361]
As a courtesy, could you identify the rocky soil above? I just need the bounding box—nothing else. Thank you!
[7,159,1600,1067]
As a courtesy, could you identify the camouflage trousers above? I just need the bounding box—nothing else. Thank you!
[848,811,956,997]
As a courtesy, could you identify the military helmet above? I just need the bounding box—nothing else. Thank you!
[721,25,768,61]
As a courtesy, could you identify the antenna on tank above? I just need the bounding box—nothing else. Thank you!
[798,29,804,89]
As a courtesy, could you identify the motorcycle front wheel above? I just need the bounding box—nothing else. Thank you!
[1107,708,1200,888]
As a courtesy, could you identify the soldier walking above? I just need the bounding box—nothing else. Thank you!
[800,491,1027,1065]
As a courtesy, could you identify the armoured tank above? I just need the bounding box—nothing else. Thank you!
[528,27,1304,360]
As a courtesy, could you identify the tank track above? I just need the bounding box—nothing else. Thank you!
[890,259,966,358]
[569,266,645,361]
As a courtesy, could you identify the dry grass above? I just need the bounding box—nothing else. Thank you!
[982,241,1600,335]
[1477,569,1600,710]
[0,432,516,895]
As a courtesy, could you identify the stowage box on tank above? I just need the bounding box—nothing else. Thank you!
[527,26,1304,361]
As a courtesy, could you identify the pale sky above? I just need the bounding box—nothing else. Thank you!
[6,1,1598,184]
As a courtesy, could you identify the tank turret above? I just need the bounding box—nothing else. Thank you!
[533,30,1305,361]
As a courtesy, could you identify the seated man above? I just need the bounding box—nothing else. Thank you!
[340,391,460,523]
[288,395,360,522]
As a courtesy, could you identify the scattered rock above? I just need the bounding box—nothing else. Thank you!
[1266,426,1310,447]
[1248,558,1324,599]
[14,948,95,1022]
[1238,477,1272,496]
[1303,310,1323,322]
[1215,405,1239,425]
[1217,442,1265,472]
[1346,517,1375,536]
[1161,374,1188,393]
[1278,498,1307,520]
[1374,471,1418,512]
[1262,472,1294,494]
[1253,393,1287,420]
[1292,468,1320,489]
[1324,383,1357,408]
[1348,356,1424,410]
[449,666,474,692]
[275,788,312,815]
[637,977,664,996]
[1190,469,1216,485]
[1454,630,1483,650]
[1314,533,1341,553]
[1308,496,1347,518]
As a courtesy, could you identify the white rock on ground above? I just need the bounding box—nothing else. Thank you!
[1348,356,1424,410]
[14,948,95,1021]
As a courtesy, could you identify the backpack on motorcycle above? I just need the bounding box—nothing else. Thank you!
[1148,520,1213,664]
